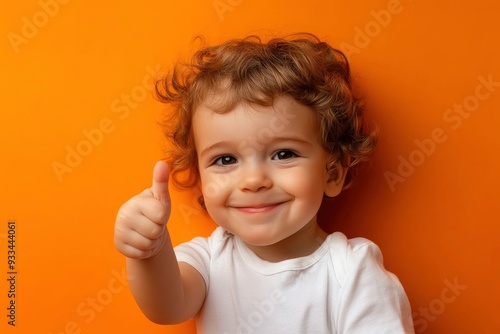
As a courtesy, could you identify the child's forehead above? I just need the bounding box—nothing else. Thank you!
[191,94,327,159]
[193,94,320,135]
[194,94,289,123]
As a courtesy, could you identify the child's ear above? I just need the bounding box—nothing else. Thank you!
[324,159,348,198]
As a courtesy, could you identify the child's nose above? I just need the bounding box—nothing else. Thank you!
[238,163,272,192]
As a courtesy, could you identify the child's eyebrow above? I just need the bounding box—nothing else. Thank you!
[270,136,312,146]
[199,141,232,158]
[199,136,312,158]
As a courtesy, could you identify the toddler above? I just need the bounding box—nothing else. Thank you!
[114,33,414,333]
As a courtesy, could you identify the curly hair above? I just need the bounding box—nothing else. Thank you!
[155,33,377,191]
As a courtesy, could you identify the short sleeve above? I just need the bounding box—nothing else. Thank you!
[173,226,228,292]
[332,233,414,333]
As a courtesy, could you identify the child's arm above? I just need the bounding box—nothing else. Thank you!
[114,161,206,324]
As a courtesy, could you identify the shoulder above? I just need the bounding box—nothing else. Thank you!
[174,227,234,290]
[327,231,380,254]
[326,232,398,287]
[327,233,414,332]
[174,226,233,257]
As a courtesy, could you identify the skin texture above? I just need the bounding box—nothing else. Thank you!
[194,95,346,262]
[113,95,347,323]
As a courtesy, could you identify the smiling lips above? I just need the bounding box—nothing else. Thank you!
[233,202,286,214]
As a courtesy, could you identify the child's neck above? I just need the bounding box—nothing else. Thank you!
[243,221,328,263]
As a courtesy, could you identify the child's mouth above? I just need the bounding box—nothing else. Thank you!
[233,202,286,214]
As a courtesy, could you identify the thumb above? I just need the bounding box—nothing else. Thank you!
[151,160,170,207]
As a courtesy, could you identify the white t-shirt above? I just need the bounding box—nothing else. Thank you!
[174,227,414,334]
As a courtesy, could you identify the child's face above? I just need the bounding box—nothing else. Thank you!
[193,95,342,247]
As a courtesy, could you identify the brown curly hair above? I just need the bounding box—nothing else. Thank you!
[155,33,377,191]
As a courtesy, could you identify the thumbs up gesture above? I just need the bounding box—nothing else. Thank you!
[114,161,171,259]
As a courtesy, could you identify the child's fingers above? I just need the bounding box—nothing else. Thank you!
[150,160,171,207]
[116,242,158,260]
[132,195,169,225]
[115,219,165,258]
[123,230,162,252]
[129,212,166,240]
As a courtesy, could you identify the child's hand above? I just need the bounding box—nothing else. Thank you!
[114,161,171,260]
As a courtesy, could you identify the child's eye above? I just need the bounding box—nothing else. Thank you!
[272,150,297,160]
[213,155,237,166]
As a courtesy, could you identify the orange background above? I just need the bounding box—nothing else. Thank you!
[1,0,499,333]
